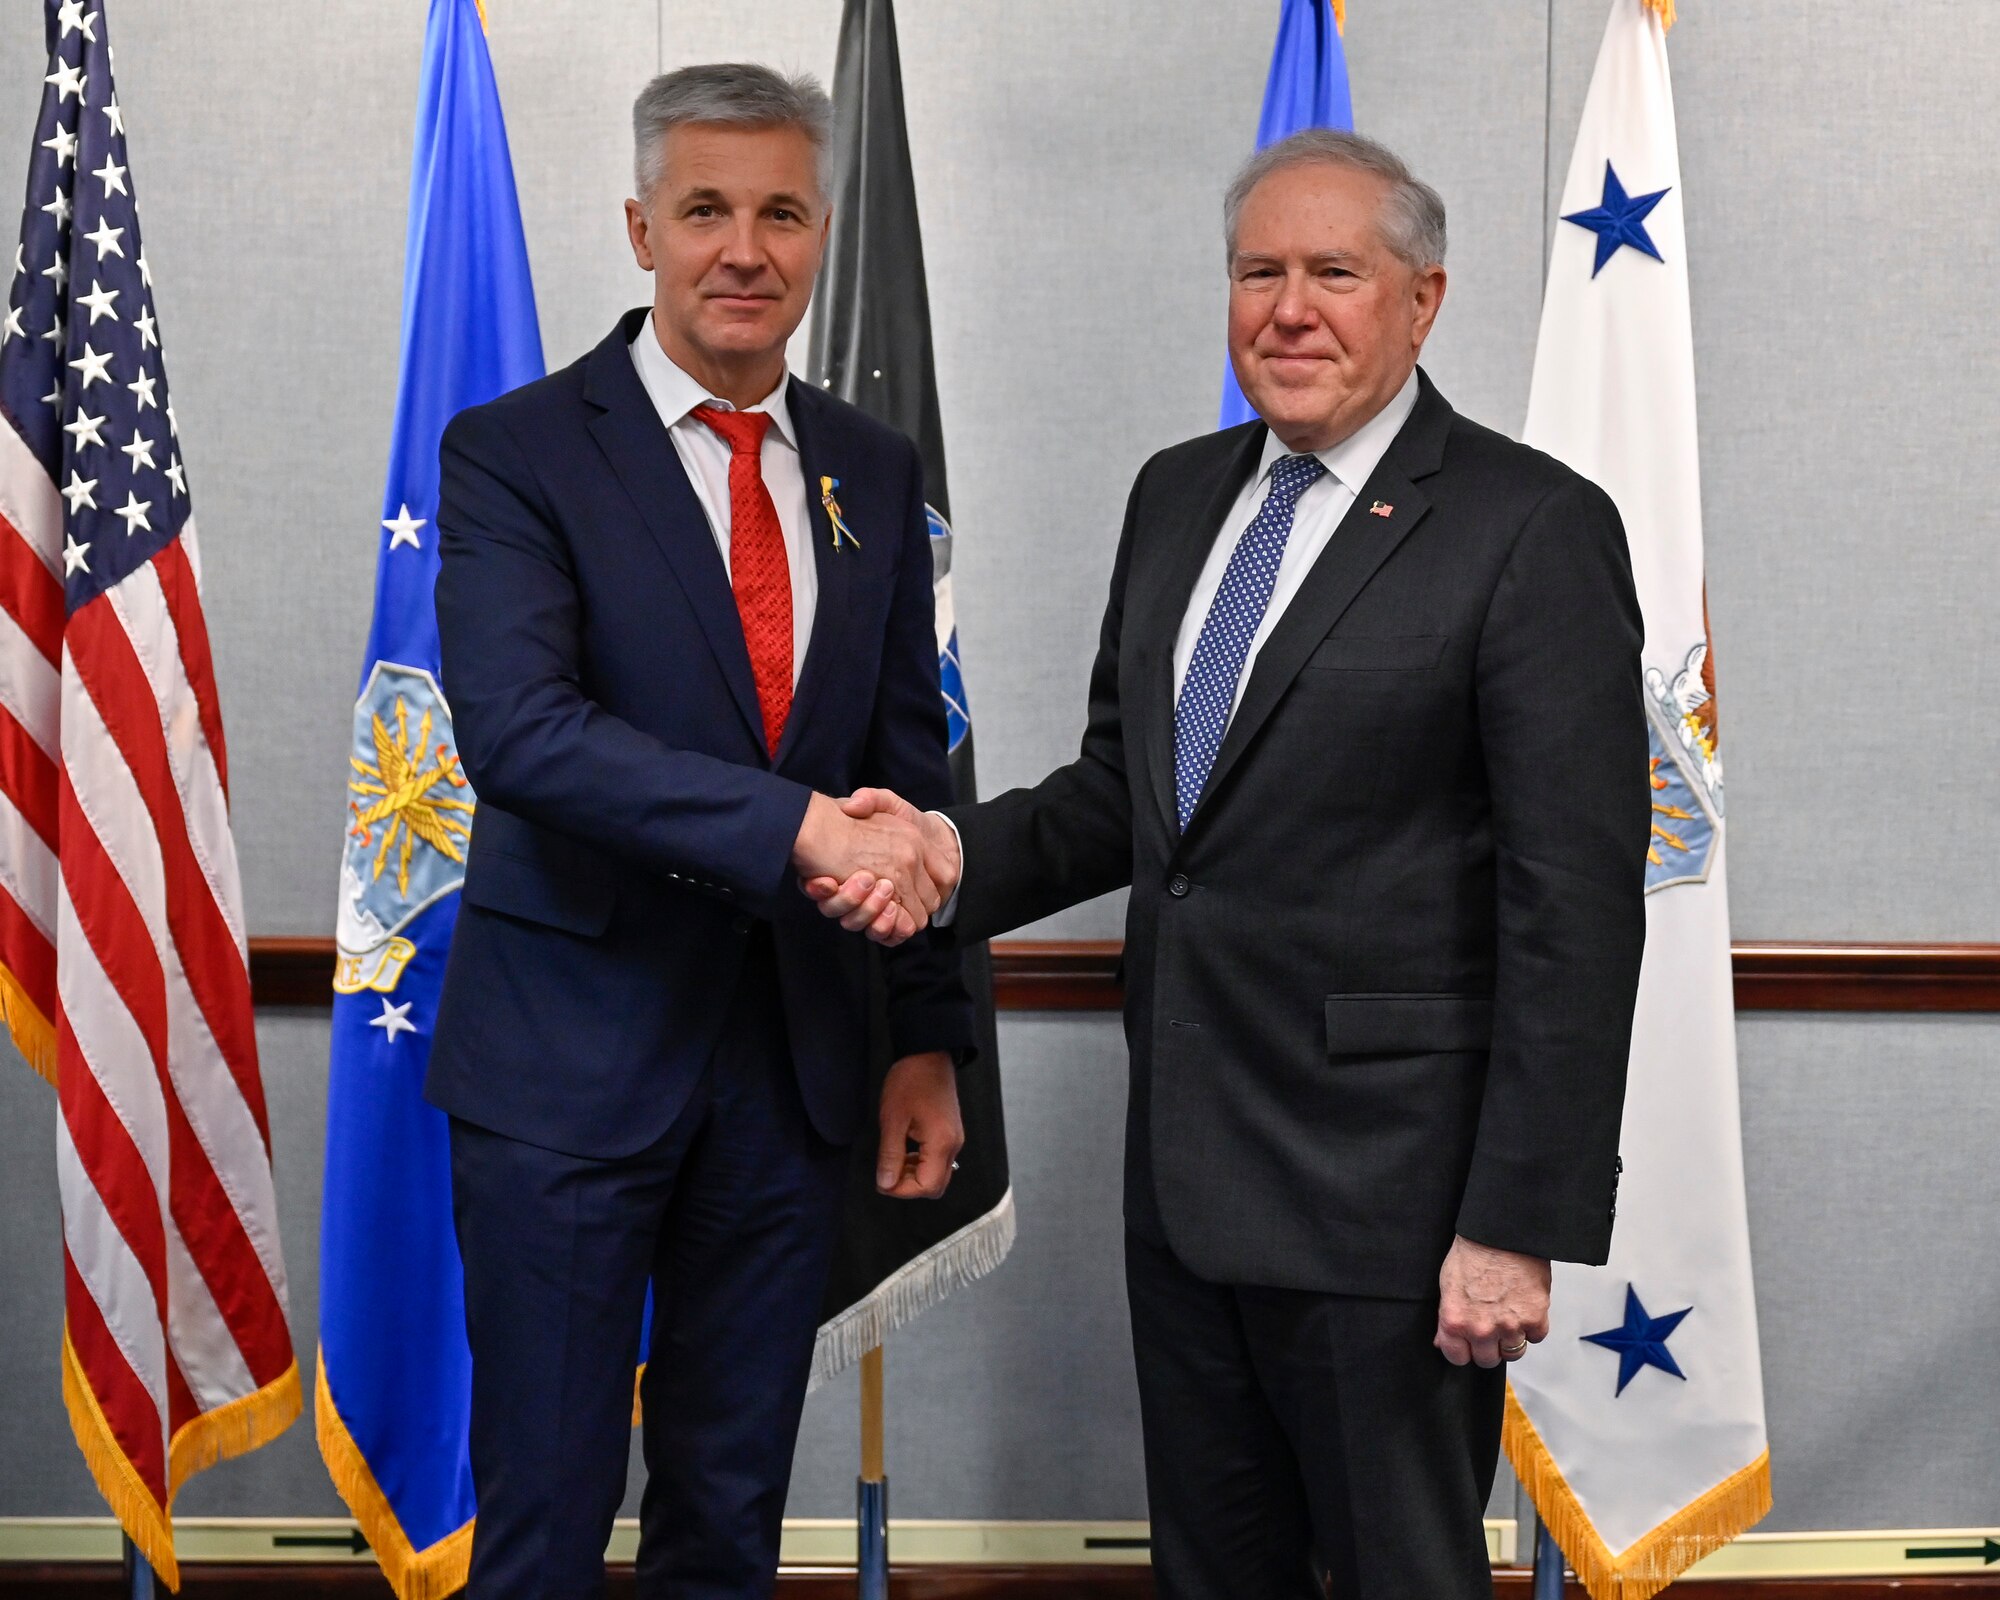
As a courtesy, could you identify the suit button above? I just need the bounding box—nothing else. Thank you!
[1168,874,1191,897]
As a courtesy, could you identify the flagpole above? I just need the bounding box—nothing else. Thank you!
[1532,1523,1567,1599]
[123,1537,158,1600]
[858,1343,888,1600]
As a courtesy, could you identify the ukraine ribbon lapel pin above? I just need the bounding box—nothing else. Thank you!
[820,476,860,552]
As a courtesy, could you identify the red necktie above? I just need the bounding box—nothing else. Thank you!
[692,405,792,754]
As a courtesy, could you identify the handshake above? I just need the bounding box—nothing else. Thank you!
[791,787,959,946]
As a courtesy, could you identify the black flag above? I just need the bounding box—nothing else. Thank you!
[808,0,1013,1379]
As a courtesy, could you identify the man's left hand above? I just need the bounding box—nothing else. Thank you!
[876,1051,963,1199]
[1435,1235,1551,1368]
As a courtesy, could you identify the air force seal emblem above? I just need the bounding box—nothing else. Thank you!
[336,662,476,994]
[1643,639,1722,893]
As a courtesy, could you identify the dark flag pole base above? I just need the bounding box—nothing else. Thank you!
[858,1344,888,1600]
[857,1475,889,1600]
[123,1537,158,1600]
[1533,1522,1568,1599]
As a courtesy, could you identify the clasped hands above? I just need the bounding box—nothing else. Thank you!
[790,791,964,1200]
[791,787,956,946]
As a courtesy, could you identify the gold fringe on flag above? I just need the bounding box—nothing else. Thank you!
[0,959,56,1084]
[62,1330,302,1592]
[169,1360,302,1493]
[1331,0,1346,33]
[1504,1385,1770,1600]
[62,1331,179,1589]
[316,1349,476,1600]
[1640,0,1676,29]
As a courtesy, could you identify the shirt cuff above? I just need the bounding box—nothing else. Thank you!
[929,810,963,926]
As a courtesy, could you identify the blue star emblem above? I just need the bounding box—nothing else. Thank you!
[1582,1285,1692,1396]
[1562,161,1671,277]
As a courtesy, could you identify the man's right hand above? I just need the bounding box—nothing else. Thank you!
[800,788,960,946]
[791,791,950,943]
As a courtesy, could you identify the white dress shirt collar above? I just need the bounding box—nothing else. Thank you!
[630,309,798,451]
[1253,367,1421,496]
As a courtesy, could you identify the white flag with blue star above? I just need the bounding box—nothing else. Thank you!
[1507,4,1771,1597]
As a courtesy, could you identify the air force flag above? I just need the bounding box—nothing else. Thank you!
[1507,5,1771,1597]
[314,5,543,1596]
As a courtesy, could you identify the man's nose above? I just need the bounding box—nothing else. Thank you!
[1272,273,1317,330]
[718,219,764,271]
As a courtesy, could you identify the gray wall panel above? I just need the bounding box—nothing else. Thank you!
[1739,1014,2000,1528]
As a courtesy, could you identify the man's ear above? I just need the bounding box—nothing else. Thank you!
[1411,263,1447,349]
[624,198,655,273]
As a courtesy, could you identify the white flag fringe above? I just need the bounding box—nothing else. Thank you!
[1508,4,1770,1597]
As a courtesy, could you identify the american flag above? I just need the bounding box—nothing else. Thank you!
[0,1,297,1581]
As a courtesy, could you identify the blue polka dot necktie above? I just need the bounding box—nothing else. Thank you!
[1173,452,1327,831]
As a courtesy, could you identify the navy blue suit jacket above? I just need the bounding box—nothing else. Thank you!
[427,309,974,1158]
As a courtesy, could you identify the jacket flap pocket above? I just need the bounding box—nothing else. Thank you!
[1304,634,1446,672]
[462,847,615,938]
[1324,992,1492,1055]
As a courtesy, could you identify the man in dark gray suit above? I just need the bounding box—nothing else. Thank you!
[810,129,1650,1599]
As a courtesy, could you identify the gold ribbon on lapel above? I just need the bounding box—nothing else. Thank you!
[819,476,861,552]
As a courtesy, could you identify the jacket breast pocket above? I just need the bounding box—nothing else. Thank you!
[1302,634,1446,673]
[1324,992,1492,1056]
[462,846,616,938]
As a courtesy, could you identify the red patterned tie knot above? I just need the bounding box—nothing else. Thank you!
[690,403,772,456]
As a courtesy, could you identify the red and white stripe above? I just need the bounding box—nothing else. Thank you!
[1,420,292,1552]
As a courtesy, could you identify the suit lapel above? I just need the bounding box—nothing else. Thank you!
[1142,423,1267,838]
[1179,372,1455,840]
[582,314,767,755]
[774,380,851,770]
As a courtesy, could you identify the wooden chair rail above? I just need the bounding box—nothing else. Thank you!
[249,937,2000,1014]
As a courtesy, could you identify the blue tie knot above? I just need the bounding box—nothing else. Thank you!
[1267,452,1326,504]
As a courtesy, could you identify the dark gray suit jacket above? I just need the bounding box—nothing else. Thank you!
[947,370,1650,1298]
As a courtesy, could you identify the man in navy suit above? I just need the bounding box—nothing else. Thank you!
[428,63,970,1600]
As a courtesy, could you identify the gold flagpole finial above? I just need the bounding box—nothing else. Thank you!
[1640,0,1676,29]
[1331,0,1346,35]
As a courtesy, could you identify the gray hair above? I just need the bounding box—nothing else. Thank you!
[1223,128,1447,270]
[632,63,834,205]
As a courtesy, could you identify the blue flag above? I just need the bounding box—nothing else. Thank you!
[315,4,541,1594]
[1220,0,1354,428]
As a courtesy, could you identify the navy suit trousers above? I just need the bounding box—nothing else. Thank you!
[450,938,848,1600]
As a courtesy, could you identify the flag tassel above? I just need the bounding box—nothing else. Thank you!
[1639,0,1676,29]
[1504,1386,1771,1600]
[809,1187,1015,1389]
[0,959,56,1084]
[61,1331,180,1591]
[315,1352,474,1600]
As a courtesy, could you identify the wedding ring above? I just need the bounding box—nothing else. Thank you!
[1500,1339,1529,1357]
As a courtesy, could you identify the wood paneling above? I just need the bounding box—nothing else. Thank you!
[248,937,2000,1015]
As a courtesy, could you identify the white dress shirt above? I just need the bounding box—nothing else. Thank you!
[1170,368,1420,723]
[935,371,1421,924]
[630,312,817,682]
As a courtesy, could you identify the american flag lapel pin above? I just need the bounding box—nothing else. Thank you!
[1369,500,1394,518]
